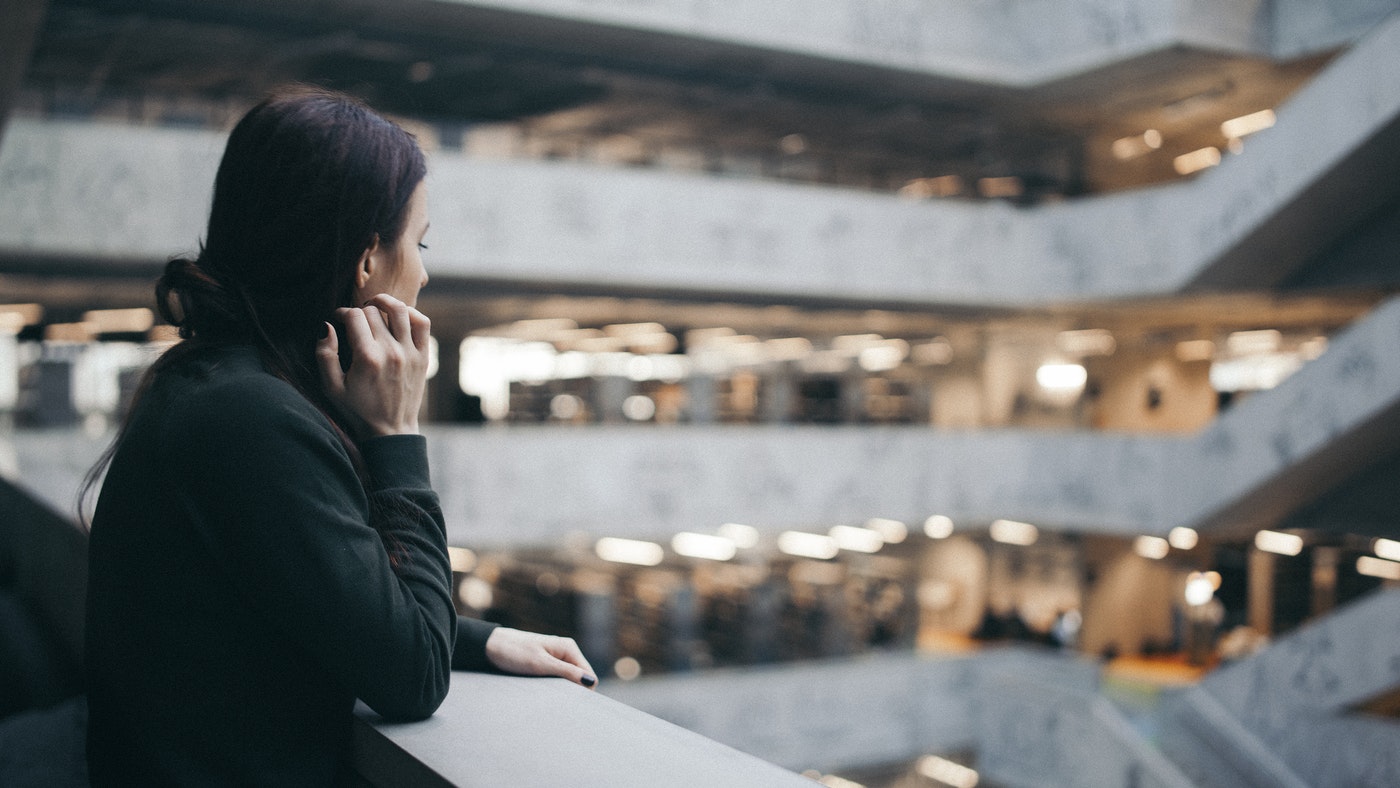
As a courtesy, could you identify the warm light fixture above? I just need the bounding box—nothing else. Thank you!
[1226,329,1282,356]
[1375,538,1400,563]
[923,515,955,539]
[778,531,839,560]
[1168,527,1199,550]
[671,532,736,561]
[1175,339,1215,362]
[82,307,155,334]
[1057,329,1116,356]
[1357,555,1400,581]
[1174,147,1222,175]
[1184,572,1216,606]
[865,518,908,544]
[1110,129,1163,160]
[917,754,980,788]
[447,546,477,573]
[829,525,884,554]
[595,537,665,566]
[1254,530,1303,556]
[719,523,760,549]
[1134,535,1170,560]
[1220,109,1276,140]
[1036,363,1088,392]
[990,519,1038,546]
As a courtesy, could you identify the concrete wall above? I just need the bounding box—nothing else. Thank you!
[3,13,1399,306]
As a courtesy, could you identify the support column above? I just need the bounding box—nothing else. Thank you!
[1248,548,1275,636]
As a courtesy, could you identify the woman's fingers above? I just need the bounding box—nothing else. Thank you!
[314,322,345,396]
[366,293,414,343]
[484,629,599,689]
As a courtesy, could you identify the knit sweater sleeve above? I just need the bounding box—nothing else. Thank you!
[169,372,455,721]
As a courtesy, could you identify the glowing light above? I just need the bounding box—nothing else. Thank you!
[780,133,807,155]
[447,546,477,573]
[622,395,656,421]
[990,519,1038,546]
[1210,353,1304,392]
[44,323,95,342]
[1375,538,1400,563]
[1057,328,1116,356]
[719,523,760,549]
[1220,109,1276,140]
[764,337,813,361]
[1111,129,1163,160]
[1226,329,1282,356]
[1036,363,1087,392]
[917,754,980,788]
[1176,339,1216,362]
[816,774,865,788]
[1134,535,1170,560]
[1185,572,1216,606]
[912,339,954,365]
[0,303,42,334]
[1357,555,1400,581]
[1254,530,1303,556]
[1168,527,1199,551]
[671,532,737,561]
[1173,147,1221,175]
[778,531,839,560]
[857,340,909,372]
[550,394,584,420]
[829,525,884,553]
[458,577,494,609]
[866,518,908,544]
[614,656,642,680]
[82,307,154,333]
[595,537,665,566]
[898,175,963,199]
[1299,336,1328,360]
[923,515,955,539]
[978,176,1023,198]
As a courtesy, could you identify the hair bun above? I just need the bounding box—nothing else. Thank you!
[156,256,243,340]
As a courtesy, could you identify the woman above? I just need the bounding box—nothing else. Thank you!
[84,87,595,785]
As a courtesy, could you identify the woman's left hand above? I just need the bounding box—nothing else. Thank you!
[484,628,598,689]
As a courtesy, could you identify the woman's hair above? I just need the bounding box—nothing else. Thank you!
[81,86,426,525]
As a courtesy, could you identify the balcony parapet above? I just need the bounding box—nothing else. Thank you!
[352,670,813,787]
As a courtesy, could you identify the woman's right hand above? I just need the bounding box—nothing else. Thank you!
[316,293,431,438]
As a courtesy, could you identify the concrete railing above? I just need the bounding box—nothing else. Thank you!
[603,646,1194,788]
[352,671,813,787]
[1157,588,1400,788]
[4,14,1400,307]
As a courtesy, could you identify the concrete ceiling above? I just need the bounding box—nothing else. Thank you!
[18,0,1332,200]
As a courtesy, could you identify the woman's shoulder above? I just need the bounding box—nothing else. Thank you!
[153,345,329,439]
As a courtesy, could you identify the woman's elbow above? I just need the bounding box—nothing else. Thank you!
[366,657,452,721]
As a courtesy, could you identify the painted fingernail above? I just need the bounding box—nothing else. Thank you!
[581,675,597,687]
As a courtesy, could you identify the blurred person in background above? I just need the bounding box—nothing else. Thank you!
[82,86,596,786]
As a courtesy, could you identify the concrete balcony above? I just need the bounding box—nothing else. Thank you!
[3,12,1400,307]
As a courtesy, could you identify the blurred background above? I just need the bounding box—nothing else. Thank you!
[2,1,1400,786]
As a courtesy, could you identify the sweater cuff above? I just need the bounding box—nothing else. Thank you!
[360,434,431,492]
[452,616,501,672]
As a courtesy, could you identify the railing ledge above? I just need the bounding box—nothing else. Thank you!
[352,671,814,787]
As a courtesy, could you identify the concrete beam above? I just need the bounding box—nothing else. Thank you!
[0,0,49,151]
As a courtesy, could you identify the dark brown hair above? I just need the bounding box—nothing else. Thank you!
[82,86,427,525]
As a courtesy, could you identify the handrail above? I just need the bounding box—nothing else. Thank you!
[352,671,814,787]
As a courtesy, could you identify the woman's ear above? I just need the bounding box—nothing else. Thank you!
[356,234,382,290]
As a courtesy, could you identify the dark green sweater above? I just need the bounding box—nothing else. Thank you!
[85,344,496,786]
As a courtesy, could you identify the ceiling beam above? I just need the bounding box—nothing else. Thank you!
[0,0,49,151]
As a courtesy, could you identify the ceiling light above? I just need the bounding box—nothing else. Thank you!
[1220,109,1276,140]
[1168,527,1199,550]
[1036,363,1087,392]
[1175,339,1216,362]
[1057,329,1116,356]
[777,531,839,560]
[1254,530,1303,556]
[671,532,737,561]
[829,525,883,553]
[1174,147,1222,175]
[1134,535,1170,560]
[990,519,1038,546]
[595,537,665,566]
[923,515,955,539]
[1357,555,1400,581]
[1374,538,1400,562]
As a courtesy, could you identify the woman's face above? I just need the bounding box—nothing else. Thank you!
[356,181,430,307]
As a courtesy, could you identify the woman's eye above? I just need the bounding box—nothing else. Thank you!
[417,243,429,251]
